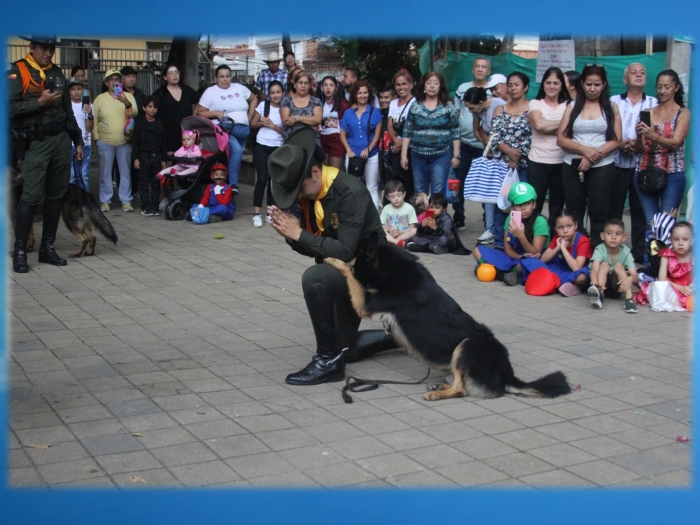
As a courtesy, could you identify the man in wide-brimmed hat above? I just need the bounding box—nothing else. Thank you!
[9,35,85,273]
[254,51,288,99]
[268,126,394,385]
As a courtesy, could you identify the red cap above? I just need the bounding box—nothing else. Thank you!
[211,163,227,173]
[525,268,561,296]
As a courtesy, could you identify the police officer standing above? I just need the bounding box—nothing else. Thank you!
[9,35,84,273]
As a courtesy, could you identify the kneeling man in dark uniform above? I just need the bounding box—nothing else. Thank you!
[9,35,84,273]
[267,127,395,385]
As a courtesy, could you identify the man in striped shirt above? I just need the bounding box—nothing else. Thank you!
[610,62,658,263]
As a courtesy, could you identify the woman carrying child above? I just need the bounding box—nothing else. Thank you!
[473,183,549,285]
[634,221,693,311]
[195,163,235,222]
[520,207,593,296]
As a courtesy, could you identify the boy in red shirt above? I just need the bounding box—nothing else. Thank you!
[197,164,235,222]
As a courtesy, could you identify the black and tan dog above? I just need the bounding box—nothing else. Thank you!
[61,183,118,257]
[325,234,572,401]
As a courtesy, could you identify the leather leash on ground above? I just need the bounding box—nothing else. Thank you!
[341,367,432,404]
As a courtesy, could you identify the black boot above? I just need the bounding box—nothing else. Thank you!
[345,329,400,363]
[13,201,37,273]
[38,199,67,266]
[286,283,345,385]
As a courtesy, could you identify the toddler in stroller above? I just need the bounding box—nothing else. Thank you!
[157,129,202,180]
[160,116,230,221]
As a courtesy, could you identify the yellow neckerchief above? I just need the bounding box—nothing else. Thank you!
[299,165,339,235]
[24,53,52,81]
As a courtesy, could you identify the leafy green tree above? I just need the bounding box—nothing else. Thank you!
[331,38,420,90]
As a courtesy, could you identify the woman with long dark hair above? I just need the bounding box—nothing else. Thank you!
[527,67,571,227]
[386,69,416,197]
[153,64,200,154]
[557,64,621,246]
[317,75,350,169]
[634,69,691,245]
[401,72,460,195]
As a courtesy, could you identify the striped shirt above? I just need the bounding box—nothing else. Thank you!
[403,101,460,156]
[611,92,658,169]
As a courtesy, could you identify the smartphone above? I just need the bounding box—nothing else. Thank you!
[45,78,57,93]
[510,210,522,229]
[82,95,90,107]
[113,82,123,98]
[426,209,435,220]
[640,110,651,127]
[571,157,582,170]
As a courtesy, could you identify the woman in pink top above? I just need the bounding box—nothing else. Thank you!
[527,67,571,230]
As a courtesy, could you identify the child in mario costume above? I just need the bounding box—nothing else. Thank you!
[197,163,235,222]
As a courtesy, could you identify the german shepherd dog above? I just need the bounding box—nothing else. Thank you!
[325,235,572,401]
[61,183,118,257]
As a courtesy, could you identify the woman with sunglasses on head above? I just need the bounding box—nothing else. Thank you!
[281,70,322,140]
[558,64,621,246]
[317,75,350,169]
[152,64,200,155]
[634,69,691,246]
[197,65,257,195]
[527,67,571,230]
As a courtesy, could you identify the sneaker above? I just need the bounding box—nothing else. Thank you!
[266,215,272,223]
[503,272,520,286]
[454,219,466,231]
[100,203,110,212]
[208,215,223,223]
[433,245,450,255]
[230,184,239,196]
[477,230,494,245]
[559,282,582,297]
[624,298,638,314]
[406,242,427,253]
[122,202,134,212]
[141,209,157,217]
[587,285,603,309]
[253,214,263,228]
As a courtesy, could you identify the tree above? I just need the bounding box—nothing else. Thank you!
[330,38,420,90]
[468,35,502,56]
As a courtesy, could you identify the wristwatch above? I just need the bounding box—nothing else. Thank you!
[453,155,461,159]
[87,115,94,120]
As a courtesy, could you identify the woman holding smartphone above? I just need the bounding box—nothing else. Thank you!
[634,69,691,246]
[557,64,621,247]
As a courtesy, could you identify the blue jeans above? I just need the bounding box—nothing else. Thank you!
[634,170,686,241]
[410,149,451,195]
[70,144,91,191]
[227,124,250,186]
[97,140,131,204]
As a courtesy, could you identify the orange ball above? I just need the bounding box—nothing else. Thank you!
[476,263,497,282]
[686,294,693,312]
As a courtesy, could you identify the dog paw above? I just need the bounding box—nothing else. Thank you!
[427,383,444,392]
[324,257,350,272]
[423,391,442,401]
[69,253,81,258]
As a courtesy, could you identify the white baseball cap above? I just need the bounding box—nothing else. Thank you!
[486,74,507,88]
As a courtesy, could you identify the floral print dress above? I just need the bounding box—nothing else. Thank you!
[489,109,532,169]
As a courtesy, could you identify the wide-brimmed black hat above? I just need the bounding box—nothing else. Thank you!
[19,35,66,47]
[269,127,318,210]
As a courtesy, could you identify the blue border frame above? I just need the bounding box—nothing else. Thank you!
[1,1,698,523]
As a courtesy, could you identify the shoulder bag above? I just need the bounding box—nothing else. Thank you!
[463,135,509,204]
[638,109,683,195]
[347,107,374,177]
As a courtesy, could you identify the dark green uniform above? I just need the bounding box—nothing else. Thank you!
[9,59,83,204]
[287,171,384,362]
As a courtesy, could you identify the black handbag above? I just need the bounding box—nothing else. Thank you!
[637,108,682,195]
[346,107,374,177]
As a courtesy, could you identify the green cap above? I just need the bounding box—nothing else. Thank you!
[508,182,537,205]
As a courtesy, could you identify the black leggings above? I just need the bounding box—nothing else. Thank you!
[561,162,616,247]
[527,158,564,234]
[253,143,277,209]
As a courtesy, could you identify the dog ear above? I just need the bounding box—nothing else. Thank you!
[368,231,379,246]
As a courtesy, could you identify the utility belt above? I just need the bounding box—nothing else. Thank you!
[11,122,67,161]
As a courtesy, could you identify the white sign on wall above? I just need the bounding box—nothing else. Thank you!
[536,40,576,83]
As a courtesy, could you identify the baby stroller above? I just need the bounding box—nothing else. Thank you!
[161,116,229,220]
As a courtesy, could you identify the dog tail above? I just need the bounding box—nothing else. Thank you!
[505,371,572,398]
[86,193,118,244]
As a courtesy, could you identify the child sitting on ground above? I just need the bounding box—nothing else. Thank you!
[406,193,455,254]
[587,218,640,313]
[634,221,693,311]
[158,130,202,180]
[472,183,549,285]
[195,163,235,222]
[381,180,418,246]
[520,208,592,296]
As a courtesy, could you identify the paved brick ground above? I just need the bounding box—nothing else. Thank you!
[7,182,692,488]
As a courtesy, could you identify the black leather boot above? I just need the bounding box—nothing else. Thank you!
[38,199,67,266]
[345,329,400,363]
[286,283,345,385]
[13,201,37,273]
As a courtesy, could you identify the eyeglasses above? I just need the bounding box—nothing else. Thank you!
[585,63,604,68]
[167,69,180,74]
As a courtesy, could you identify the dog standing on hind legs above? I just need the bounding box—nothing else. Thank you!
[61,183,118,257]
[324,234,572,401]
